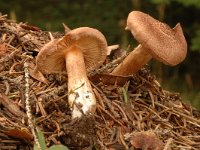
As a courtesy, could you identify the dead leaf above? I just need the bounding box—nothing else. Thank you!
[29,62,49,84]
[130,131,164,150]
[20,23,41,31]
[4,128,33,141]
[0,93,26,118]
[90,73,131,86]
[107,44,119,56]
[62,23,71,33]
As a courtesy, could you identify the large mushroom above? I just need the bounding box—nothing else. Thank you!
[35,27,108,118]
[111,11,187,76]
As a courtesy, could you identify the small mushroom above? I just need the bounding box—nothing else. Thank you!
[36,27,108,118]
[111,11,187,76]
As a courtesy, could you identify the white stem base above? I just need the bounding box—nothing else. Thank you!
[65,46,96,118]
[68,78,96,118]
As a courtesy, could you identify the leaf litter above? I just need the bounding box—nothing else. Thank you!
[0,14,200,150]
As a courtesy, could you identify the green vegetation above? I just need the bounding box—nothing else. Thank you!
[0,0,199,108]
[34,128,69,150]
[121,81,130,103]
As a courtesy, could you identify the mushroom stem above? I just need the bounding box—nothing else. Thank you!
[65,46,96,118]
[111,45,152,76]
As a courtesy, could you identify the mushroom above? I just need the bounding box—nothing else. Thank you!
[111,11,187,76]
[36,27,108,118]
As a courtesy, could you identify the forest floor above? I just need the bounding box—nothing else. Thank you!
[0,15,200,150]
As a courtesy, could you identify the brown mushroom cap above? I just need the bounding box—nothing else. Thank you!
[36,27,108,74]
[126,11,187,66]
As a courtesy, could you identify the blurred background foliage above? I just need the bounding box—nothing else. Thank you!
[0,0,200,109]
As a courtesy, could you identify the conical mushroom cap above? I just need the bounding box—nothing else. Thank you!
[126,11,187,66]
[36,27,108,74]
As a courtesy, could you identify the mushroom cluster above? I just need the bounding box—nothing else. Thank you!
[34,11,187,119]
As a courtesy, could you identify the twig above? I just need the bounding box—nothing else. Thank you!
[88,53,127,76]
[97,105,123,126]
[48,32,54,41]
[163,138,173,150]
[24,62,41,150]
[154,101,200,125]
